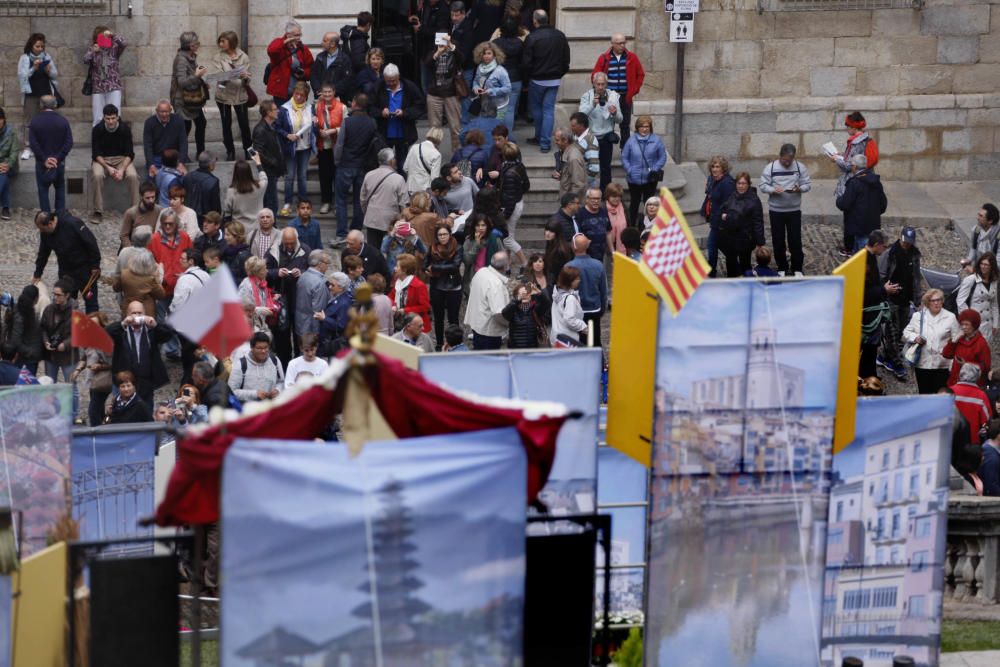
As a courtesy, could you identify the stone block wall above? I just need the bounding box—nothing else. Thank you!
[562,0,1000,180]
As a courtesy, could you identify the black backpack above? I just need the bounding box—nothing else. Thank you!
[364,131,388,172]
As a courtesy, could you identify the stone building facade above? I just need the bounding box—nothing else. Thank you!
[5,0,999,181]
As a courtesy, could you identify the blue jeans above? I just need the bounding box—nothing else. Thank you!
[284,149,310,206]
[460,69,475,124]
[502,80,522,131]
[36,162,65,212]
[707,224,719,273]
[44,361,79,416]
[335,166,364,237]
[853,234,869,252]
[529,82,559,151]
[263,170,279,213]
[0,172,9,208]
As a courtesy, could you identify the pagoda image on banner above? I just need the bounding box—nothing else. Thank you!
[322,478,449,666]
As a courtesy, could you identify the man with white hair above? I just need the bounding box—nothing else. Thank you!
[295,249,332,337]
[142,99,188,178]
[371,63,426,173]
[836,153,887,253]
[579,72,622,191]
[360,147,409,248]
[392,313,435,353]
[465,250,511,350]
[181,150,221,222]
[28,94,73,213]
[266,20,313,107]
[340,228,388,279]
[591,33,645,147]
[953,362,992,445]
[248,208,279,258]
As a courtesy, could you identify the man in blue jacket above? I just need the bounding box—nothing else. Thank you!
[566,234,608,348]
[27,95,73,212]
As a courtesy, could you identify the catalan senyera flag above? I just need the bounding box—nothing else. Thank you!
[638,187,711,316]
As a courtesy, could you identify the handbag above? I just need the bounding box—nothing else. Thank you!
[81,69,93,96]
[453,71,470,98]
[51,83,66,109]
[181,82,209,108]
[639,141,663,184]
[903,310,924,367]
[606,132,621,145]
[244,82,258,108]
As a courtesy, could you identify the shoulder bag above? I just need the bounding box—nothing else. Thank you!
[640,140,664,185]
[903,309,924,367]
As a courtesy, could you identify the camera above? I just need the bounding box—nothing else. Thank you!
[292,66,305,80]
[598,92,608,106]
[49,335,64,349]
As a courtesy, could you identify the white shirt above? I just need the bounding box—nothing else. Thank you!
[285,356,329,388]
[464,266,509,337]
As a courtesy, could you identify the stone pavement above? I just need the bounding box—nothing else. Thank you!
[942,651,1000,667]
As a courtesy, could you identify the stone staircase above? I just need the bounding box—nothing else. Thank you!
[9,107,707,251]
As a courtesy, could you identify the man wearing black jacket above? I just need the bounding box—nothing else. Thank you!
[33,209,102,313]
[91,104,138,221]
[522,10,571,153]
[334,94,377,238]
[341,229,389,279]
[836,154,888,253]
[311,32,354,103]
[370,65,426,173]
[340,11,373,72]
[449,1,476,121]
[252,100,286,214]
[107,301,174,412]
[182,151,222,222]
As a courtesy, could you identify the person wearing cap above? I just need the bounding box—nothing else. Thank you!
[380,219,427,279]
[943,309,991,387]
[878,226,922,372]
[831,111,879,257]
[758,143,811,276]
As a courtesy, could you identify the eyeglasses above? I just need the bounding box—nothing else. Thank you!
[929,298,944,303]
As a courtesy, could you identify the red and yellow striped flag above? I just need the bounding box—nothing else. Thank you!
[638,187,710,316]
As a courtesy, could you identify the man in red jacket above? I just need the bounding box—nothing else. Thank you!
[592,33,645,147]
[266,20,314,106]
[952,363,993,444]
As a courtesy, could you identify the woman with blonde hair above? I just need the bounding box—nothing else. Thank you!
[467,41,511,138]
[223,220,252,283]
[903,288,961,394]
[114,249,165,317]
[403,191,441,248]
[702,154,736,277]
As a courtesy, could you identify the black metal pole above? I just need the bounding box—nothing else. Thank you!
[673,43,685,162]
[240,0,249,59]
[191,525,203,667]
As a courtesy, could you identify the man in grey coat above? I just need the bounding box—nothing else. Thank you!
[360,147,408,250]
[758,143,811,276]
[295,249,332,337]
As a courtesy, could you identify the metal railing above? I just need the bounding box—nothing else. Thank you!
[0,0,126,16]
[758,0,923,11]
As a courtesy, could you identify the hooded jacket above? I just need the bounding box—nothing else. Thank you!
[836,169,887,237]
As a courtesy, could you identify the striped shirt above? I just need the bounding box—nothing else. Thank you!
[577,131,601,179]
[606,52,628,94]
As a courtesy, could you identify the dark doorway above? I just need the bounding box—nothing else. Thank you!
[372,0,419,83]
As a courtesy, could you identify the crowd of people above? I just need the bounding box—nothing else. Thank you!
[0,5,997,481]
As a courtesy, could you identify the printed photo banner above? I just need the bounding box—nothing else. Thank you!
[71,425,166,554]
[821,396,953,667]
[646,279,844,667]
[0,385,73,556]
[420,349,602,516]
[221,428,528,667]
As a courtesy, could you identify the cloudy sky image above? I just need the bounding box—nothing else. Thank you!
[656,279,845,409]
[221,430,528,667]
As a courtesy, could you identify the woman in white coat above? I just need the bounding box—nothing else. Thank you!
[902,288,961,394]
[551,266,588,347]
[956,251,1000,342]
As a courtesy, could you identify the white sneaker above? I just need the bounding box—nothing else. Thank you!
[20,148,32,160]
[319,203,331,214]
[777,271,785,277]
[794,271,804,277]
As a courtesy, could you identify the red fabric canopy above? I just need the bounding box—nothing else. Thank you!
[154,353,566,527]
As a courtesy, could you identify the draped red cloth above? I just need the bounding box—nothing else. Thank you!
[154,353,566,527]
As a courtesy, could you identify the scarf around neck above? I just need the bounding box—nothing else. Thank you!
[394,275,414,309]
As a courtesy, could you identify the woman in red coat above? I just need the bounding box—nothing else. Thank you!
[265,21,314,105]
[943,308,992,387]
[388,253,432,334]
